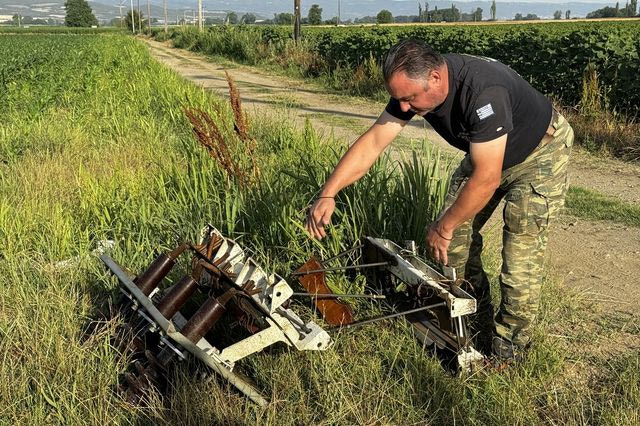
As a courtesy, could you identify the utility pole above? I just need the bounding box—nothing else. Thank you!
[164,0,168,32]
[337,0,341,25]
[137,0,142,32]
[130,0,136,33]
[293,0,301,42]
[147,0,151,28]
[118,1,124,27]
[198,0,203,31]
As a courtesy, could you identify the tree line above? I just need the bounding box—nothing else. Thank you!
[5,0,637,28]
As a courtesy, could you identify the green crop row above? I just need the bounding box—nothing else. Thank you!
[154,21,640,116]
[0,25,123,34]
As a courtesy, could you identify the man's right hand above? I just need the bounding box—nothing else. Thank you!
[305,197,336,239]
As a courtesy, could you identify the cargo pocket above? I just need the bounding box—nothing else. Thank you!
[503,184,550,235]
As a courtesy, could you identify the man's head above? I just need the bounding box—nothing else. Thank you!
[383,39,448,115]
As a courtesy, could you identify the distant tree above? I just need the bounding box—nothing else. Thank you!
[586,6,624,17]
[490,0,496,20]
[12,15,48,25]
[450,3,460,21]
[376,9,393,23]
[124,10,145,31]
[553,10,562,19]
[64,0,98,27]
[515,12,539,20]
[324,16,338,25]
[624,0,637,15]
[109,17,122,27]
[308,4,322,24]
[274,12,294,24]
[354,16,376,23]
[240,13,256,24]
[427,4,460,22]
[226,12,238,24]
[394,15,415,23]
[460,8,482,21]
[565,10,571,19]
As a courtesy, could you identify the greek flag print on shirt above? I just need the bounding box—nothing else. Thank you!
[476,103,494,120]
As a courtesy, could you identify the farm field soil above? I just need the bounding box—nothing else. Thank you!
[143,37,640,316]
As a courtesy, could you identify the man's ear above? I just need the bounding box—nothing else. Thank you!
[429,68,442,85]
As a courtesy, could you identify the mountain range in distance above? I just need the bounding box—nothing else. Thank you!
[0,0,619,22]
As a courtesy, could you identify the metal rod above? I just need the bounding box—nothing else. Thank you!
[291,292,386,300]
[321,244,365,264]
[275,307,312,334]
[291,261,389,276]
[329,302,446,331]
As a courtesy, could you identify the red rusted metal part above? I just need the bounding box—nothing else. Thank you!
[134,243,189,296]
[295,257,354,326]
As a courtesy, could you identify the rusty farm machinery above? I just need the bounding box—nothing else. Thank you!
[102,226,484,406]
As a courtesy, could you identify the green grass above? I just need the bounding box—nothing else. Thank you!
[1,33,638,425]
[264,92,309,109]
[303,112,369,133]
[566,186,640,227]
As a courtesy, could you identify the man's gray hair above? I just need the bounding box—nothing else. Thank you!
[383,39,445,82]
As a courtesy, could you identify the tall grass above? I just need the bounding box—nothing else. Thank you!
[559,63,640,160]
[0,33,638,425]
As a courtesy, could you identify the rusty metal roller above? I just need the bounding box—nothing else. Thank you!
[155,275,199,320]
[134,244,189,296]
[181,288,236,343]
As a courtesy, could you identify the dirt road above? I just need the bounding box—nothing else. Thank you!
[142,38,640,319]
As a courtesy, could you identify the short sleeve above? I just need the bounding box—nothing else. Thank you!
[467,86,513,143]
[385,97,416,121]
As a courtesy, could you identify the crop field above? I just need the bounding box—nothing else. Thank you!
[1,32,639,425]
[0,26,123,34]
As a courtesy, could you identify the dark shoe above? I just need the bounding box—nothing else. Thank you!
[479,338,522,372]
[492,336,517,360]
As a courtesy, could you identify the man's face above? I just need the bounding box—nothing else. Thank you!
[385,69,445,116]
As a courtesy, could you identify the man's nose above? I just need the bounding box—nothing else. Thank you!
[399,101,411,112]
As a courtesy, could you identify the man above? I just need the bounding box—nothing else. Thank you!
[305,39,573,362]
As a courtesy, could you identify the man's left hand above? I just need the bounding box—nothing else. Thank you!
[427,221,453,265]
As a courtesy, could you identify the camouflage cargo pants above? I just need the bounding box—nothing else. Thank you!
[442,111,574,348]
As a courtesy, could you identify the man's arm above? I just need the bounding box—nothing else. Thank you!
[428,134,507,264]
[305,111,407,239]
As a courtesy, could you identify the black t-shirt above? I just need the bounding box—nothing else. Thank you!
[385,54,552,169]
